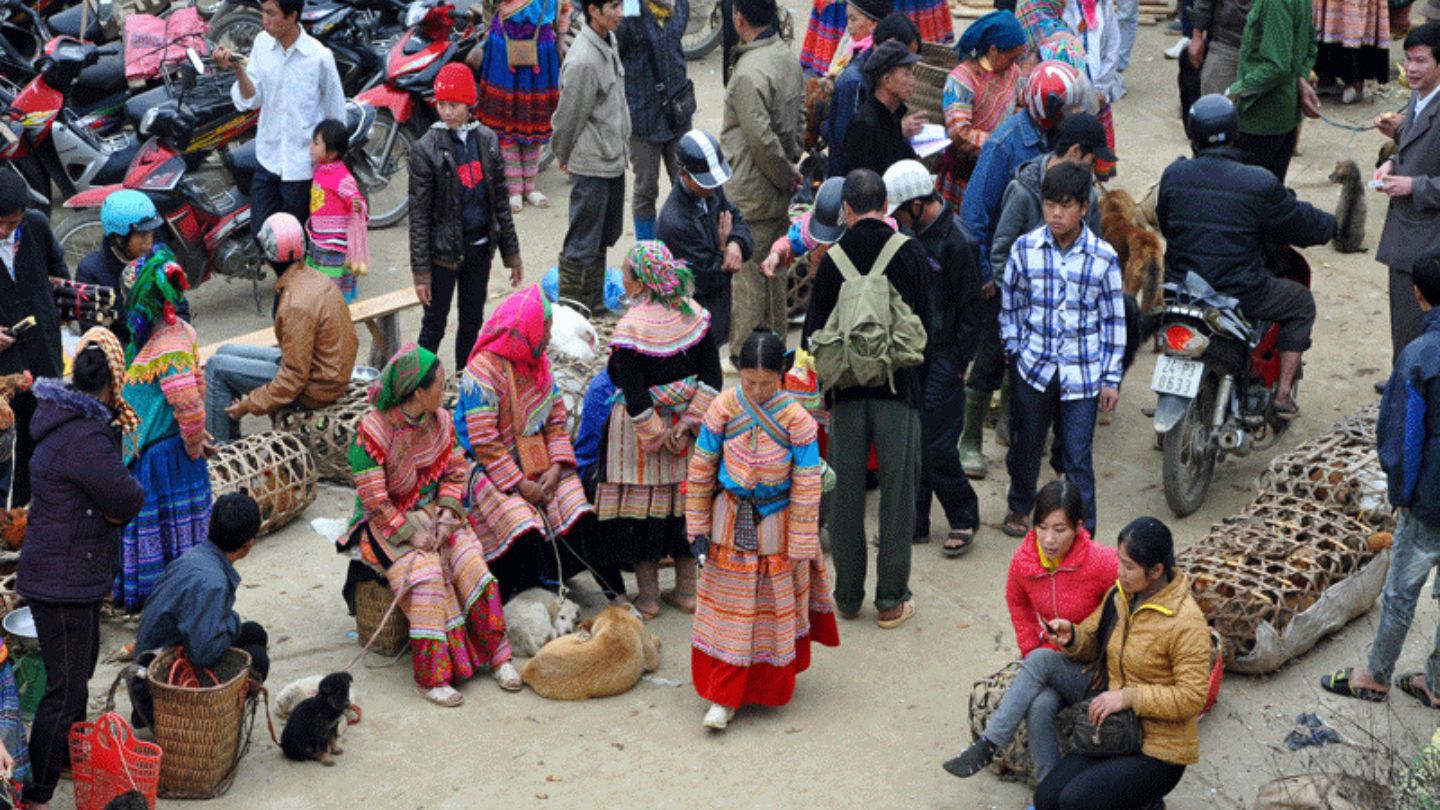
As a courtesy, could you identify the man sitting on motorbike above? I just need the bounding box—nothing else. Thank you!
[1156,94,1336,419]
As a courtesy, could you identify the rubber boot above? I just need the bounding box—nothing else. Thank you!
[586,260,609,316]
[557,254,587,307]
[994,375,1012,448]
[959,388,989,480]
[635,216,656,241]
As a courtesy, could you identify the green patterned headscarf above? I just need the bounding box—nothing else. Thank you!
[369,343,439,410]
[626,241,696,315]
[122,244,189,362]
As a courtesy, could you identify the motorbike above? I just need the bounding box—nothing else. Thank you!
[206,0,406,92]
[54,55,374,300]
[0,0,131,137]
[1149,246,1311,517]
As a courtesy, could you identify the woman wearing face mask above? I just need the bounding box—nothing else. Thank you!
[686,328,839,731]
[943,480,1116,783]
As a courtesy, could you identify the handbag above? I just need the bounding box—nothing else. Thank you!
[505,361,551,478]
[639,20,695,129]
[1070,701,1145,757]
[506,35,538,68]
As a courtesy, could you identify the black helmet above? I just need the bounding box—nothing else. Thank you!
[1186,94,1238,151]
[677,129,732,189]
[810,177,846,244]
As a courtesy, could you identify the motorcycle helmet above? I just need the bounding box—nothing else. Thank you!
[1186,94,1239,151]
[677,130,731,189]
[884,160,934,216]
[1022,60,1084,131]
[255,212,306,264]
[101,190,162,237]
[809,177,847,245]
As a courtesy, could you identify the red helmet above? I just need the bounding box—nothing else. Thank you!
[433,62,477,106]
[1023,61,1085,131]
[256,212,306,264]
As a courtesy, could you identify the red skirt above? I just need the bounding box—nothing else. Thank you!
[692,610,840,708]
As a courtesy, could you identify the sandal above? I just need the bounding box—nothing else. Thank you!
[876,600,915,629]
[943,529,975,558]
[631,597,660,620]
[1318,667,1387,703]
[1273,399,1300,421]
[417,684,465,707]
[1002,512,1029,538]
[1396,673,1440,709]
[493,661,522,692]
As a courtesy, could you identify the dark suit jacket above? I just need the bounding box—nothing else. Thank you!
[1377,91,1440,273]
[0,210,68,378]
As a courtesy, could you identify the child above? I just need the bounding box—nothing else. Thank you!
[0,637,29,794]
[409,62,524,372]
[306,118,369,303]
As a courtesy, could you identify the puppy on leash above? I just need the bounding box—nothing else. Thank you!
[276,674,360,739]
[281,672,353,766]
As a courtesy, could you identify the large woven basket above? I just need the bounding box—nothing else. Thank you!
[354,579,409,657]
[1253,408,1391,531]
[207,431,318,536]
[273,380,372,485]
[968,660,1076,785]
[912,62,950,121]
[920,39,959,70]
[148,647,252,799]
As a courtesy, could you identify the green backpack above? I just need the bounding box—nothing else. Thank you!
[810,232,928,393]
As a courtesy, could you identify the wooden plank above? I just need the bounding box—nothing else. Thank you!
[347,286,420,322]
[198,286,421,366]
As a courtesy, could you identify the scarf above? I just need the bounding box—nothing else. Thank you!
[467,284,553,391]
[611,243,710,358]
[122,244,189,364]
[370,343,439,410]
[1038,30,1087,71]
[955,11,1026,61]
[75,326,139,434]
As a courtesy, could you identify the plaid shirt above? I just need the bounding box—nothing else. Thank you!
[1000,223,1126,401]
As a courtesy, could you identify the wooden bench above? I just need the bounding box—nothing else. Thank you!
[197,286,421,369]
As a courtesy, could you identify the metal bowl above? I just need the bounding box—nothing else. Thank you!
[2,607,35,640]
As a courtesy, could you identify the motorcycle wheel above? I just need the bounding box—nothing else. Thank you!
[682,0,723,60]
[54,209,106,273]
[353,110,415,229]
[1161,376,1218,518]
[208,6,264,54]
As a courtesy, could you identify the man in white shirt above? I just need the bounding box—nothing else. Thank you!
[213,0,346,239]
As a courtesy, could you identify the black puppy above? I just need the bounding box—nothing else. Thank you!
[280,672,352,765]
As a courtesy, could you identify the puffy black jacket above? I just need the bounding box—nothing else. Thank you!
[0,210,67,379]
[408,122,521,284]
[616,0,690,144]
[18,379,144,604]
[1157,147,1335,309]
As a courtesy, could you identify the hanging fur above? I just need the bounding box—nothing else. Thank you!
[1328,159,1367,254]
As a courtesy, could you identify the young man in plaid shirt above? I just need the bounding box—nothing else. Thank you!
[999,161,1125,536]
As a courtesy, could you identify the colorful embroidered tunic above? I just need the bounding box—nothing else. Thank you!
[687,388,839,709]
[307,160,368,302]
[938,59,1021,206]
[800,0,850,76]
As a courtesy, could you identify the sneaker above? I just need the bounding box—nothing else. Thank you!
[703,703,736,730]
[1342,85,1362,104]
[508,194,523,214]
[942,737,998,778]
[1164,36,1190,59]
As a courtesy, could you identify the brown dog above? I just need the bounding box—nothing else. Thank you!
[1328,159,1367,254]
[521,606,661,701]
[1099,189,1164,315]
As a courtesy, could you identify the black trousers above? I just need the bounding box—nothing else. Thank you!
[8,390,36,506]
[129,621,270,730]
[1034,752,1186,810]
[1237,128,1299,184]
[25,600,102,804]
[966,295,1007,394]
[692,271,733,346]
[916,349,980,534]
[417,240,493,372]
[250,164,310,240]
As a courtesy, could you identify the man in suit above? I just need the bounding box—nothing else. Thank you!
[1376,22,1440,367]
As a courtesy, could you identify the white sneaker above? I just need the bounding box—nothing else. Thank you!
[1342,85,1362,104]
[509,194,523,214]
[525,190,550,209]
[494,661,522,691]
[1164,36,1190,59]
[702,703,736,730]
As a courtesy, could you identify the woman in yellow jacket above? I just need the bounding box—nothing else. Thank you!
[1036,517,1211,810]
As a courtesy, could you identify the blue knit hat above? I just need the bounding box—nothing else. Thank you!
[955,11,1026,61]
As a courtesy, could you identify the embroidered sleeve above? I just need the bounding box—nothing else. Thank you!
[943,66,987,155]
[458,367,524,491]
[685,399,727,540]
[436,439,468,514]
[543,388,578,466]
[159,364,206,448]
[784,406,822,561]
[681,383,719,431]
[348,420,413,545]
[632,408,669,454]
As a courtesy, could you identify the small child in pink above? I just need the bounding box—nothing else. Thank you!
[307,119,369,302]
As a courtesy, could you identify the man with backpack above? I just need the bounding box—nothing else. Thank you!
[802,169,930,629]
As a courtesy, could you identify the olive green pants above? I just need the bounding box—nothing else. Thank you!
[728,216,789,358]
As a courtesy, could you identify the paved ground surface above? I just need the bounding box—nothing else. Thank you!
[36,14,1440,809]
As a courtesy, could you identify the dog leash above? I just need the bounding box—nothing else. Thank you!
[341,551,422,674]
[1316,112,1378,133]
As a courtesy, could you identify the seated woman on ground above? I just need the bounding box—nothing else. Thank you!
[344,345,520,707]
[943,480,1116,783]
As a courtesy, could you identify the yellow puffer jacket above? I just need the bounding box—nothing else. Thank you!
[1065,572,1212,765]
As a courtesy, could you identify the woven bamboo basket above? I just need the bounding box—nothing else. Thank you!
[274,380,371,485]
[1253,409,1391,531]
[354,579,409,657]
[968,660,1076,785]
[920,40,959,70]
[207,431,317,536]
[912,62,949,121]
[148,647,253,799]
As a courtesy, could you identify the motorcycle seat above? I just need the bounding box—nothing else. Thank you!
[125,82,175,126]
[47,4,104,42]
[74,45,124,93]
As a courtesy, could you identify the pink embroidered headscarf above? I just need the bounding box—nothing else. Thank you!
[467,284,552,390]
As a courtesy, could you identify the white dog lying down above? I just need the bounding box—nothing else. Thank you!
[276,675,361,738]
[504,587,582,658]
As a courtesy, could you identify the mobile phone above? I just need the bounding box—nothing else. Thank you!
[8,316,35,336]
[1368,179,1384,190]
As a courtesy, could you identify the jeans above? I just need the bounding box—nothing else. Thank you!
[1034,751,1186,810]
[205,344,283,441]
[24,600,101,804]
[1237,128,1299,183]
[1006,368,1100,533]
[1366,512,1440,696]
[828,397,921,613]
[1115,0,1140,78]
[130,621,270,729]
[981,648,1093,781]
[250,164,310,240]
[630,138,680,226]
[916,350,979,535]
[418,239,493,371]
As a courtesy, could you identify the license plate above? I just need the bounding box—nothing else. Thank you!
[1151,356,1204,398]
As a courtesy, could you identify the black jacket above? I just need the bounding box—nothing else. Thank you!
[840,96,918,178]
[0,210,67,378]
[616,0,691,144]
[408,122,521,283]
[655,181,754,276]
[802,218,932,410]
[1191,0,1253,48]
[1157,147,1334,309]
[18,379,145,604]
[909,203,983,356]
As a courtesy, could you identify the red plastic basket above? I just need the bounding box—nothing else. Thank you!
[69,712,162,810]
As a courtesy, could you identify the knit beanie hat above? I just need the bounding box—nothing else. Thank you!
[434,63,477,106]
[851,0,891,21]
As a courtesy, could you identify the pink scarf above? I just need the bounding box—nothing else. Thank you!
[467,284,552,390]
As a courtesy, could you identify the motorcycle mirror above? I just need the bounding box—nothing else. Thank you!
[186,47,206,76]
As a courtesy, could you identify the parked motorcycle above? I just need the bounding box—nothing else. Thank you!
[0,0,131,137]
[1150,246,1310,517]
[206,0,406,83]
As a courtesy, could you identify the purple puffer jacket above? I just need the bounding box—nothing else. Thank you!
[18,378,145,604]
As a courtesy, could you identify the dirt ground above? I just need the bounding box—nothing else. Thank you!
[39,13,1440,809]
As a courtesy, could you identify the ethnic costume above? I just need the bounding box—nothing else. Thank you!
[687,387,839,708]
[1314,0,1391,88]
[117,247,210,611]
[800,0,849,76]
[306,160,369,303]
[937,12,1024,206]
[477,0,566,200]
[455,286,590,596]
[345,346,511,690]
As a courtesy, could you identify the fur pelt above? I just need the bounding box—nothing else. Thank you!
[521,606,660,701]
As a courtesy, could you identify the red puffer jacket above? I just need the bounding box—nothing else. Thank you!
[1005,529,1118,658]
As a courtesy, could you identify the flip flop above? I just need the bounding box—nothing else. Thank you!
[1319,667,1387,703]
[1396,673,1440,710]
[876,600,915,629]
[943,529,975,558]
[1001,513,1029,538]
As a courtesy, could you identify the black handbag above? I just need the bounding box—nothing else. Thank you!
[640,22,695,129]
[1070,701,1145,757]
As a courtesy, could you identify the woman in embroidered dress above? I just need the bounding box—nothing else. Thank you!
[346,345,519,706]
[1313,0,1391,103]
[597,242,721,618]
[306,118,369,303]
[687,328,839,730]
[477,0,567,212]
[936,11,1025,207]
[801,0,850,76]
[117,246,213,611]
[455,285,591,600]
